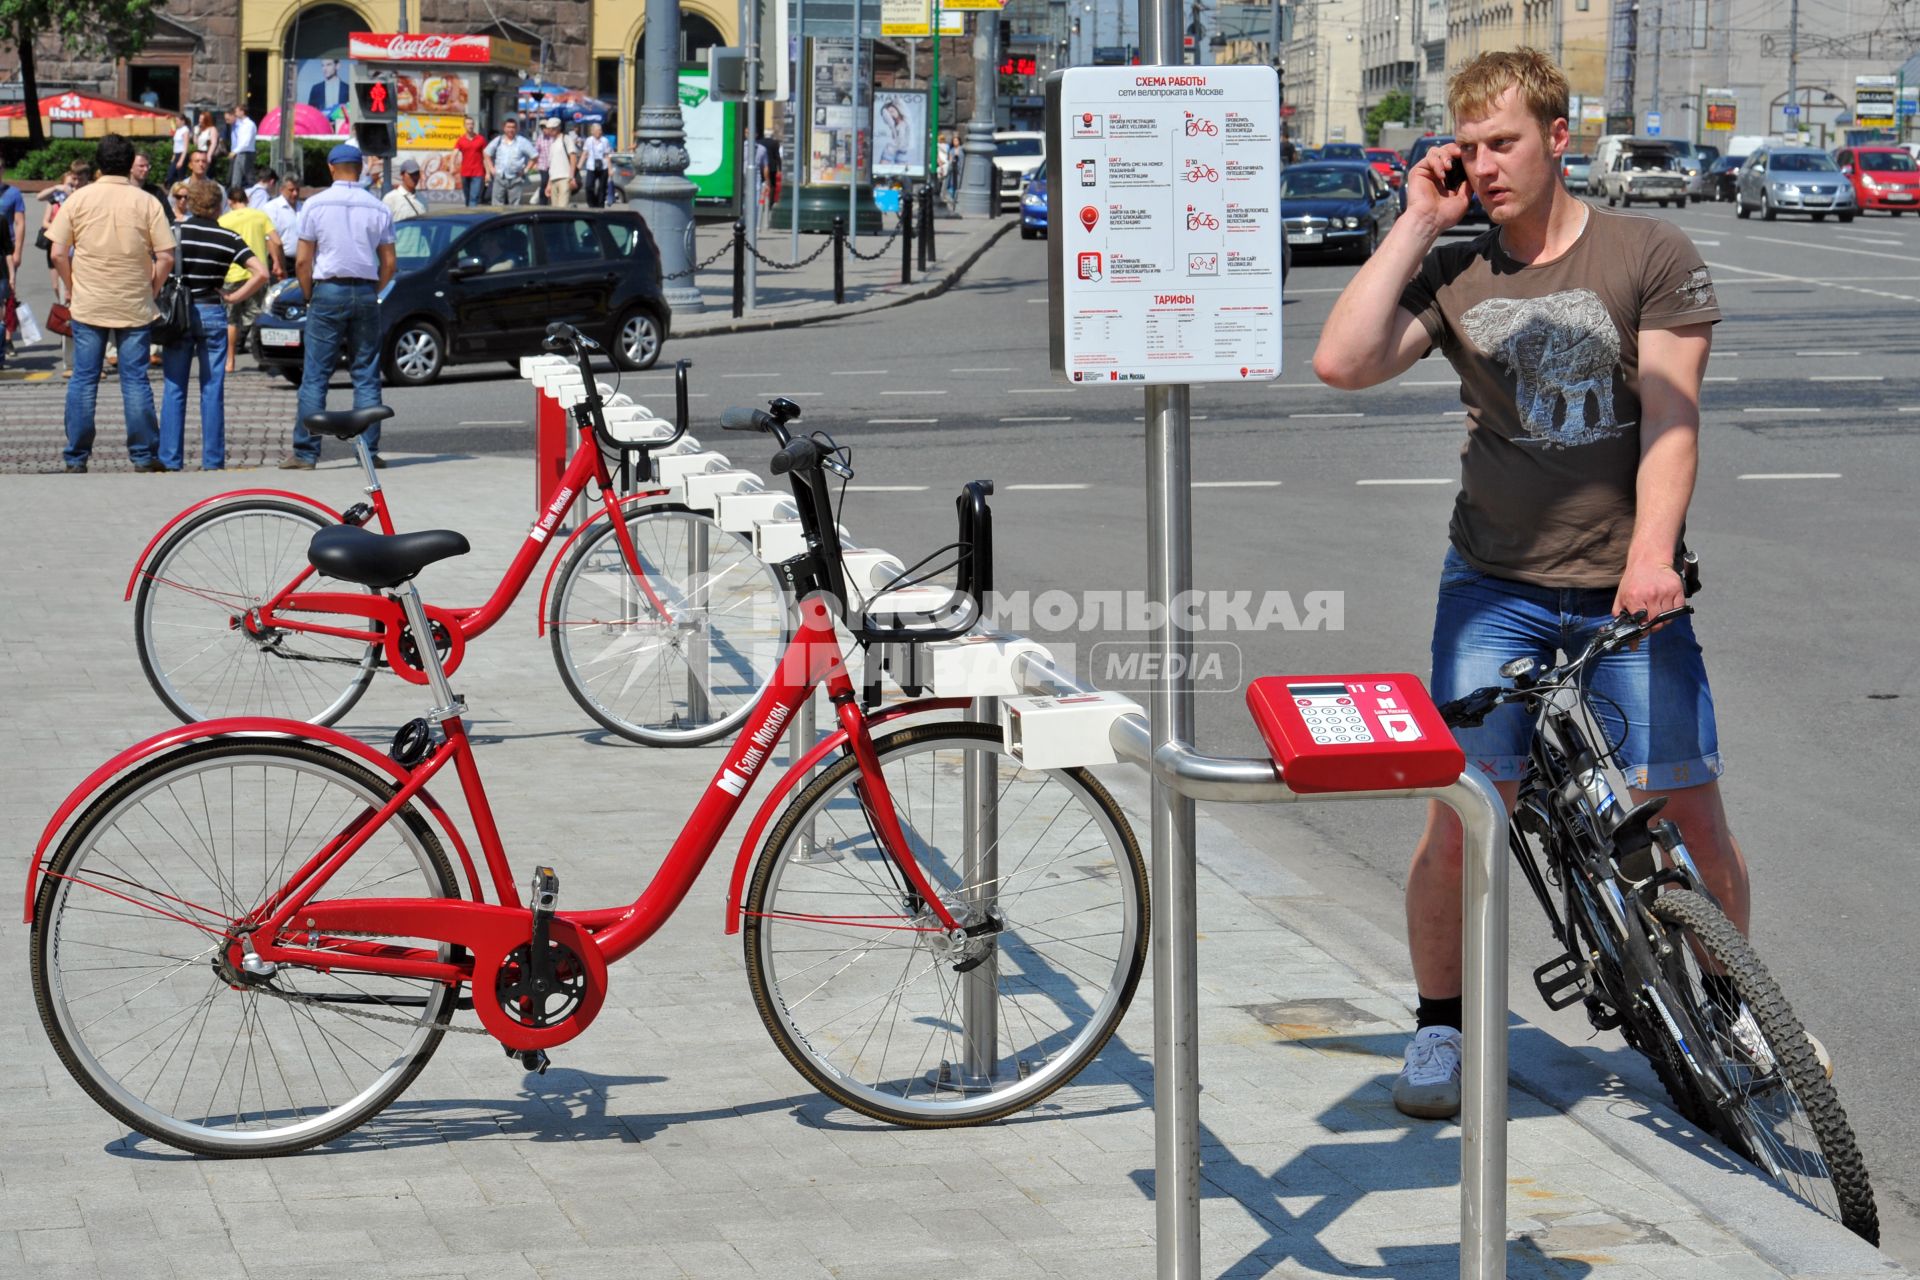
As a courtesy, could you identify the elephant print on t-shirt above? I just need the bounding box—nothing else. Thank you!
[1461,289,1625,448]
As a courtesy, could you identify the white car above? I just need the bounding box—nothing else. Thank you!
[992,131,1045,198]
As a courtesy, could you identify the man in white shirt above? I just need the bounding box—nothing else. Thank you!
[383,158,428,221]
[485,119,538,205]
[580,122,614,207]
[246,168,276,209]
[264,174,302,245]
[229,105,258,190]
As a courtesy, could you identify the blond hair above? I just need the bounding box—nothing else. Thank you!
[1447,48,1569,136]
[184,178,223,216]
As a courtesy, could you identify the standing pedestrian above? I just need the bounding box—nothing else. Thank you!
[543,118,577,208]
[247,167,276,208]
[485,118,537,205]
[41,162,90,378]
[168,112,192,184]
[48,134,175,473]
[129,151,169,210]
[220,183,284,372]
[229,104,257,190]
[455,117,489,206]
[0,156,24,372]
[161,179,267,471]
[193,111,221,171]
[580,121,613,207]
[265,173,302,245]
[384,158,427,221]
[280,143,396,470]
[532,117,555,206]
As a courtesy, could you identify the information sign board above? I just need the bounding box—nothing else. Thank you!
[1045,66,1283,385]
[1856,75,1897,129]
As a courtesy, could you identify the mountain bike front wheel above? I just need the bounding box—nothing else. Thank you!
[134,499,379,726]
[1641,888,1879,1243]
[32,739,461,1157]
[743,722,1149,1127]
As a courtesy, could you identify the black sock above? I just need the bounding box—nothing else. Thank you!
[1416,994,1463,1032]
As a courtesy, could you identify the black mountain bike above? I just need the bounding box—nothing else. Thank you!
[1441,606,1878,1243]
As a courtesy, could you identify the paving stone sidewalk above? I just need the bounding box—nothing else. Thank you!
[0,457,1903,1279]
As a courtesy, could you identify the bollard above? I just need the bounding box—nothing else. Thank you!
[900,186,914,286]
[731,219,746,320]
[832,215,846,305]
[919,185,934,270]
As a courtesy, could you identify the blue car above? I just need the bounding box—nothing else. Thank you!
[1280,161,1399,261]
[1020,172,1049,238]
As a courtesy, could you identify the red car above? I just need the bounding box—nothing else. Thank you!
[1835,146,1920,214]
[1365,147,1406,189]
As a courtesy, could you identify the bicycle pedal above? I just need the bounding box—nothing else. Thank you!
[529,866,559,918]
[1532,953,1589,1011]
[505,1046,551,1075]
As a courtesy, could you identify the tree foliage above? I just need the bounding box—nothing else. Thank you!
[1365,90,1413,146]
[0,0,165,147]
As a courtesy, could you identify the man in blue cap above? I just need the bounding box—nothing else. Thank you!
[281,143,396,469]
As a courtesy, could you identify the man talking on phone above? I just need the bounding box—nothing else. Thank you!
[1313,49,1746,1120]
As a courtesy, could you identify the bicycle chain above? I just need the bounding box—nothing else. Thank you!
[249,980,490,1034]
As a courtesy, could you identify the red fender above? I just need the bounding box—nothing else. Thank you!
[532,489,678,636]
[25,719,486,924]
[125,490,348,601]
[722,698,973,935]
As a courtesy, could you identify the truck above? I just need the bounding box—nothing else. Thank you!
[1591,134,1690,207]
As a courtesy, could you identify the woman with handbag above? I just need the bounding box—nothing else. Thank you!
[159,179,265,471]
[39,162,88,377]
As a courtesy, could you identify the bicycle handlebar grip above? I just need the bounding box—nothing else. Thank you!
[770,437,821,476]
[721,407,776,433]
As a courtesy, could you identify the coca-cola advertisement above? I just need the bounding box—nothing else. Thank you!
[349,32,496,64]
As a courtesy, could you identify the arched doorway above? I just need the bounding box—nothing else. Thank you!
[283,4,366,123]
[635,14,726,104]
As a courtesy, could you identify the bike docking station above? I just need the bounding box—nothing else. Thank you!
[1027,27,1514,1279]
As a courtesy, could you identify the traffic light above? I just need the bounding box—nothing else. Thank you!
[352,72,397,158]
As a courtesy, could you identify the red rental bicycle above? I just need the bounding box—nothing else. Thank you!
[128,339,785,747]
[27,390,1150,1157]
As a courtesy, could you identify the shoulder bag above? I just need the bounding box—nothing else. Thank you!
[150,233,193,345]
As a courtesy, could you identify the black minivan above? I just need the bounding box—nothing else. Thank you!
[250,207,672,386]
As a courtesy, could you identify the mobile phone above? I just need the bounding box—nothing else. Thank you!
[1444,156,1468,191]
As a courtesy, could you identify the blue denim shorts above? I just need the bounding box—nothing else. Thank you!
[1429,547,1723,790]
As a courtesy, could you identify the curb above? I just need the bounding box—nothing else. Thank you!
[1092,765,1905,1277]
[669,218,1020,340]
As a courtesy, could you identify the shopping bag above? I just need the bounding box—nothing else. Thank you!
[14,299,43,346]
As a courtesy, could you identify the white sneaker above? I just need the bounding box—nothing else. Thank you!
[1393,1026,1463,1119]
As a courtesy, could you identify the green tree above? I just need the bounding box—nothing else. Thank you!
[1365,90,1413,146]
[0,0,164,149]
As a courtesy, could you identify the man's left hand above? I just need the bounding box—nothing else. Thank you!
[1611,561,1686,640]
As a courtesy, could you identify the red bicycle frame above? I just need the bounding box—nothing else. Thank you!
[127,420,679,686]
[108,597,974,1052]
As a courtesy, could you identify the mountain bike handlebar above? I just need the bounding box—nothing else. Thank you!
[1439,605,1694,730]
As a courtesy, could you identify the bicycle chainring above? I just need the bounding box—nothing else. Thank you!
[494,939,590,1029]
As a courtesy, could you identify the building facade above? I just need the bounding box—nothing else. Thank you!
[1285,0,1366,144]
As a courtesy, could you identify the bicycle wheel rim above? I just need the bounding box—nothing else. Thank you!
[746,724,1147,1125]
[34,743,457,1155]
[136,504,378,725]
[1650,891,1874,1236]
[551,510,786,744]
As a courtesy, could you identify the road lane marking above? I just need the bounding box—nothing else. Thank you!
[848,484,931,491]
[1738,473,1841,480]
[866,418,939,425]
[1694,239,1721,246]
[1290,412,1364,419]
[1706,258,1920,303]
[1703,376,1739,382]
[950,367,1014,373]
[1194,480,1282,488]
[1797,350,1860,357]
[1898,406,1920,412]
[1357,478,1451,485]
[1741,407,1815,413]
[1743,234,1920,264]
[880,389,948,396]
[458,420,522,426]
[1000,416,1072,422]
[1007,483,1089,490]
[1809,374,1883,381]
[1007,387,1073,394]
[1444,410,1469,416]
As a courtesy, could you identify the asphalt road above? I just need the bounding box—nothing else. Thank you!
[87,196,1920,1257]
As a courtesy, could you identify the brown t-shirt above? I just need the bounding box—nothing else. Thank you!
[1399,208,1720,588]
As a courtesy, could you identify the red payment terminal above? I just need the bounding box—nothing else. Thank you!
[1246,673,1465,794]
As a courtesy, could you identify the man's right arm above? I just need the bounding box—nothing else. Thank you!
[1313,143,1471,390]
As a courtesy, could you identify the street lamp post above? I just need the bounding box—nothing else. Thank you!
[630,0,706,313]
[959,10,1000,215]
